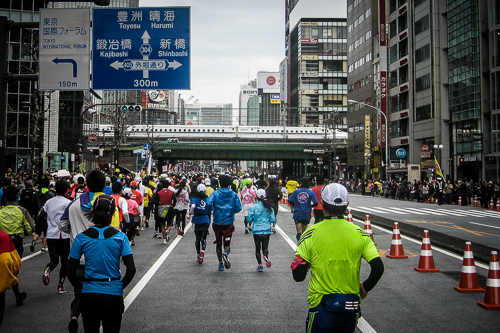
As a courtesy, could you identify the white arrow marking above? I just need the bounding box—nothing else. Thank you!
[141,30,151,44]
[167,60,182,70]
[110,60,123,70]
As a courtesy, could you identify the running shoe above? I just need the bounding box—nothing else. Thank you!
[272,227,276,234]
[166,233,170,242]
[257,265,264,272]
[162,239,167,245]
[41,247,48,254]
[43,267,50,285]
[131,239,135,246]
[136,228,140,236]
[197,254,201,264]
[199,251,205,264]
[145,221,149,228]
[263,256,272,268]
[177,229,184,236]
[15,292,27,306]
[153,232,158,238]
[68,319,78,333]
[58,285,67,294]
[140,227,145,231]
[218,263,225,271]
[222,253,231,269]
[245,228,249,234]
[29,240,36,252]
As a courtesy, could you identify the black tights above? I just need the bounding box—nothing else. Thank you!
[253,234,270,265]
[175,210,187,230]
[216,243,231,262]
[194,230,208,254]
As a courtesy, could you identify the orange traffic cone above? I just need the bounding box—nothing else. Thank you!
[458,197,462,206]
[414,230,439,272]
[346,209,353,223]
[477,251,500,310]
[364,215,377,245]
[473,195,479,207]
[496,199,500,212]
[386,222,408,259]
[454,242,484,293]
[489,198,494,210]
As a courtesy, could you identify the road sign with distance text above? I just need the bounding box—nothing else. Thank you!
[92,7,190,90]
[39,8,91,90]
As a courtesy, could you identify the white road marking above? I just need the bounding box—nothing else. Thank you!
[123,222,192,312]
[352,218,489,270]
[469,222,500,230]
[21,251,41,262]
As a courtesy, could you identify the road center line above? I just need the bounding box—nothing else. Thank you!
[123,221,192,312]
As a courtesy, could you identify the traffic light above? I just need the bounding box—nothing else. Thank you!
[121,105,142,113]
[459,157,464,165]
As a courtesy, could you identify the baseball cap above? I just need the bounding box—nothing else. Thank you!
[123,188,132,197]
[131,181,137,187]
[205,179,211,186]
[321,183,348,206]
[256,189,267,199]
[105,177,111,184]
[197,184,206,192]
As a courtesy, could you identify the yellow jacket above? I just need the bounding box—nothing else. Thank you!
[0,230,21,293]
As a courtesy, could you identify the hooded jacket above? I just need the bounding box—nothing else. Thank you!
[206,187,242,225]
[247,201,275,235]
[59,192,120,249]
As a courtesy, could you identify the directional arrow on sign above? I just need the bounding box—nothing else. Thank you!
[110,59,182,71]
[52,57,77,77]
[141,31,151,44]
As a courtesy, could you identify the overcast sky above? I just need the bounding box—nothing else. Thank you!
[140,0,346,107]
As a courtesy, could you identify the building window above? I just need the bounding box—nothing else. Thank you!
[389,118,409,138]
[415,15,430,35]
[415,74,431,92]
[415,0,427,7]
[415,44,430,63]
[389,91,409,113]
[389,40,408,64]
[415,104,432,121]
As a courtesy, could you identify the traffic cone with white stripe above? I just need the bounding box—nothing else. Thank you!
[346,209,353,223]
[473,195,479,207]
[454,242,484,293]
[414,230,439,272]
[364,215,376,245]
[496,199,500,212]
[477,251,500,310]
[458,196,462,206]
[489,198,494,210]
[386,222,408,259]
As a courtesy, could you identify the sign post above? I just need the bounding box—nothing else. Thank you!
[92,7,190,90]
[39,8,91,90]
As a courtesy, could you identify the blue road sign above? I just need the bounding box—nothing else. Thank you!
[92,7,190,90]
[143,143,150,150]
[396,148,407,159]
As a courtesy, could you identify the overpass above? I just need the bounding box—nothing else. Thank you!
[97,140,347,177]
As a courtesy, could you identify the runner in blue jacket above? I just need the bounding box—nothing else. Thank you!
[247,189,275,272]
[288,177,318,242]
[206,175,242,271]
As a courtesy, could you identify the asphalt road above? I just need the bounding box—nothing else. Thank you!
[2,200,500,333]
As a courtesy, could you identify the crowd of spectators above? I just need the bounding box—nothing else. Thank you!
[338,178,500,207]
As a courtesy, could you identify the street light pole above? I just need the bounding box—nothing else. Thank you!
[348,100,389,181]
